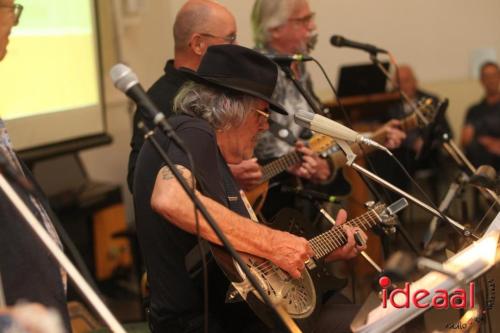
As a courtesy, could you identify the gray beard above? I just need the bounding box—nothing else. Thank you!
[306,33,318,53]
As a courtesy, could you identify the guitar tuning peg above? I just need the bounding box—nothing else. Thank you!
[364,201,375,208]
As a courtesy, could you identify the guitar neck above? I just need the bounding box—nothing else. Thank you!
[309,209,380,259]
[260,151,302,181]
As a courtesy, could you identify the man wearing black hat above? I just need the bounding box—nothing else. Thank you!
[133,44,367,333]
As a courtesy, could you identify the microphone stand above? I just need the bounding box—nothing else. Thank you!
[0,173,127,333]
[137,122,300,333]
[335,140,480,240]
[370,54,500,207]
[282,59,422,254]
[279,62,387,203]
[280,64,328,116]
[421,173,470,249]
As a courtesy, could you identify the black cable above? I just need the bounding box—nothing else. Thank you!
[136,116,210,331]
[472,195,498,234]
[311,58,392,205]
[161,125,209,333]
[381,59,480,240]
[387,152,471,239]
[190,169,209,333]
[313,56,479,245]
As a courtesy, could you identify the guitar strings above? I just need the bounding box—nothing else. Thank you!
[263,152,302,180]
[255,209,380,275]
[311,210,377,257]
[253,212,372,274]
[252,210,379,276]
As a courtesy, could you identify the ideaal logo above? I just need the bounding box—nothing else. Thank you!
[379,276,475,309]
[379,276,496,329]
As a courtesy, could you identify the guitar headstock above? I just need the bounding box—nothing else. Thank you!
[414,97,439,127]
[308,133,339,157]
[366,198,408,234]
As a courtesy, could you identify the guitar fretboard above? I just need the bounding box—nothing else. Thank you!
[309,208,381,259]
[260,151,302,181]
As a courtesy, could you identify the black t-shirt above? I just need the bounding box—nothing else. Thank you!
[127,59,191,193]
[133,115,267,332]
[464,99,500,169]
[465,99,500,138]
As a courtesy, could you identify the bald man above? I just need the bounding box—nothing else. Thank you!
[127,0,237,192]
[391,65,452,152]
[379,65,453,196]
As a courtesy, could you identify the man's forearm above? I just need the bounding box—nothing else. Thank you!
[151,165,277,260]
[163,189,276,259]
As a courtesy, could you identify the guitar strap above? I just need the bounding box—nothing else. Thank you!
[217,156,251,218]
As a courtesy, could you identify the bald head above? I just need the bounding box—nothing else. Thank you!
[173,0,236,52]
[395,65,418,99]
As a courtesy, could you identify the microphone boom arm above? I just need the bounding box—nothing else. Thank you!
[336,140,479,240]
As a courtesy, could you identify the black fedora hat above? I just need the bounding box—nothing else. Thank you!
[180,44,288,115]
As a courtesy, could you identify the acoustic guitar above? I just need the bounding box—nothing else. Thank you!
[245,98,437,213]
[210,200,405,331]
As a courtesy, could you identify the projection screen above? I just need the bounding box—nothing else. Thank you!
[0,0,108,160]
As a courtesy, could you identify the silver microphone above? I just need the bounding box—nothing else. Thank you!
[294,110,391,154]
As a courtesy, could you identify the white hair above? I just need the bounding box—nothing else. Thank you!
[251,0,303,48]
[173,81,259,130]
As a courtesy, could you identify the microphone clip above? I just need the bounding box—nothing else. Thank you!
[336,140,357,166]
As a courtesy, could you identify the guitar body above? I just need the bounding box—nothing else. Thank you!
[306,169,352,198]
[265,208,348,294]
[244,181,269,214]
[209,208,348,331]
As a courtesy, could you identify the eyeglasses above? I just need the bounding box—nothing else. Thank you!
[0,3,23,26]
[254,108,270,121]
[199,33,237,44]
[288,12,315,26]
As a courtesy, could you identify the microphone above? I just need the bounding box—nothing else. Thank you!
[110,63,175,135]
[330,35,387,55]
[264,53,313,66]
[294,110,389,153]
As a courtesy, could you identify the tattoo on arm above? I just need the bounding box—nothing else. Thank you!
[159,165,195,187]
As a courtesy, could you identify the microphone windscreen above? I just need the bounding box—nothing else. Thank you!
[294,110,315,128]
[110,63,139,92]
[330,35,344,46]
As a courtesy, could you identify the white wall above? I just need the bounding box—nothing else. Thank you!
[80,0,500,221]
